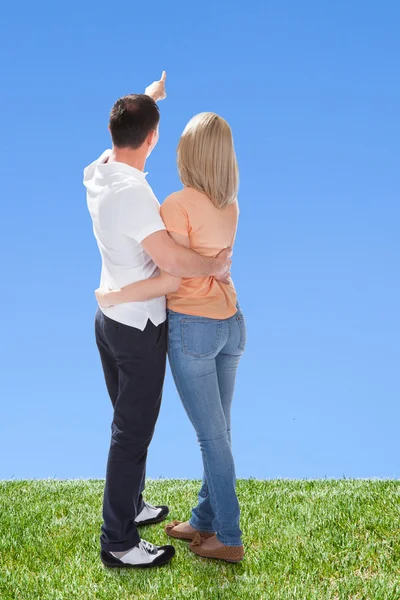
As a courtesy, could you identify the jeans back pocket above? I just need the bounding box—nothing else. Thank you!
[182,319,222,358]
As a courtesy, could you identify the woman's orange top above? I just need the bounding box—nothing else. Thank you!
[160,187,238,319]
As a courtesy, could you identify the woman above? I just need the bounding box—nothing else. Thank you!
[96,112,246,563]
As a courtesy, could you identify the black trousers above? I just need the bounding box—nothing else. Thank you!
[95,309,167,552]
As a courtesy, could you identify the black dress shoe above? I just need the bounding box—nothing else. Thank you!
[101,539,175,569]
[134,502,169,526]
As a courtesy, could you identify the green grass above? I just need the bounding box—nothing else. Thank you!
[1,480,399,599]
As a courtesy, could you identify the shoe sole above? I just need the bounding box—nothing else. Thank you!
[192,553,244,563]
[190,544,244,563]
[101,546,175,569]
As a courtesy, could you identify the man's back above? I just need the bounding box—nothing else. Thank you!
[84,149,166,330]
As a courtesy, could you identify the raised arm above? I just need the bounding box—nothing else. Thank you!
[144,71,167,102]
[141,75,232,279]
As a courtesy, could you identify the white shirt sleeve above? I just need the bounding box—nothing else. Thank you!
[119,185,166,244]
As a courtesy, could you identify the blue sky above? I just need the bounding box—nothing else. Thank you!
[1,1,399,480]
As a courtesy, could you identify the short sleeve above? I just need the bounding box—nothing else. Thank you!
[160,195,190,237]
[119,185,166,244]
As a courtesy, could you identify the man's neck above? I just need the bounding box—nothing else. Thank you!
[108,147,147,172]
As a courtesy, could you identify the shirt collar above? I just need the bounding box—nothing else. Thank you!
[99,149,148,180]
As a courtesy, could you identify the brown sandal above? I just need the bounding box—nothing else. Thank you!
[189,532,244,563]
[165,520,215,542]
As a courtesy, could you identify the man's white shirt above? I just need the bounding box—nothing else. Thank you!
[84,150,166,330]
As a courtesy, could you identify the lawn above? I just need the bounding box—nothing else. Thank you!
[1,479,399,599]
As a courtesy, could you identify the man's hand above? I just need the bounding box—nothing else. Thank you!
[145,71,167,102]
[141,230,232,279]
[95,287,117,308]
[213,248,232,284]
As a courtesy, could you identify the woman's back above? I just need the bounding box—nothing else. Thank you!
[161,187,238,319]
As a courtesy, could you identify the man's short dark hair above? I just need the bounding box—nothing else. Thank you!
[109,94,160,149]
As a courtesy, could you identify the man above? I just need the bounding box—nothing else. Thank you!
[84,72,231,569]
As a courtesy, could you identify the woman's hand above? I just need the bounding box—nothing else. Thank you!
[95,287,117,308]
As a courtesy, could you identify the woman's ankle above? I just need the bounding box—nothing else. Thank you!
[189,519,214,532]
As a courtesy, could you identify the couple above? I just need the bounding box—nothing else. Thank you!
[84,72,247,569]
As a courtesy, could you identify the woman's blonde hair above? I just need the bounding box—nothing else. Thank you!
[177,112,239,209]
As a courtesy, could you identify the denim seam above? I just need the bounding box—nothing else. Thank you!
[167,351,190,421]
[236,315,246,351]
[190,477,215,531]
[189,503,215,531]
[199,444,221,534]
[199,442,241,545]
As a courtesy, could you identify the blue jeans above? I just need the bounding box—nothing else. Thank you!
[167,306,246,546]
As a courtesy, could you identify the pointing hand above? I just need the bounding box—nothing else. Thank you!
[145,71,167,102]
